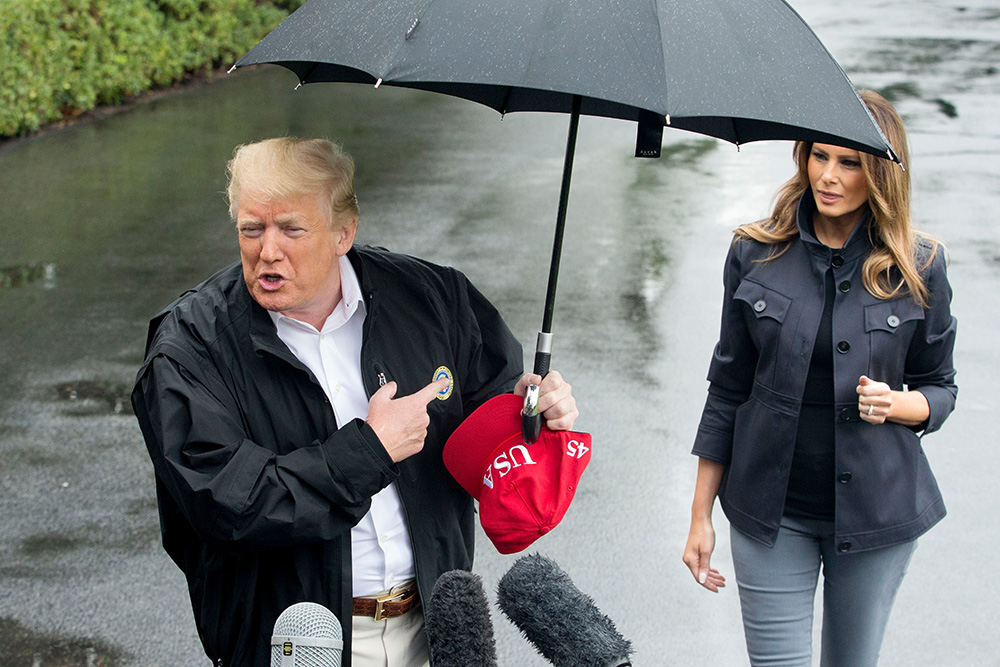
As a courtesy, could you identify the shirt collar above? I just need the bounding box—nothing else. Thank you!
[267,254,366,333]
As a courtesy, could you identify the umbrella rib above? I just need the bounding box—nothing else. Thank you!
[379,0,439,81]
[499,86,513,115]
[298,62,318,86]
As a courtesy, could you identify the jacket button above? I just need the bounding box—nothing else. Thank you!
[753,299,766,312]
[831,254,844,268]
[839,408,853,421]
[839,280,851,293]
[887,315,900,327]
[838,472,853,483]
[837,340,851,353]
[838,541,853,553]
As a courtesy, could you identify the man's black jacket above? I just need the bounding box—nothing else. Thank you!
[132,245,523,666]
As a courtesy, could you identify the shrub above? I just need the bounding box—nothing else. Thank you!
[0,0,295,138]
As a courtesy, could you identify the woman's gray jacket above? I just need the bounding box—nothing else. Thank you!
[693,198,957,553]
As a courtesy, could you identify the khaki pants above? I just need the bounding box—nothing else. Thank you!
[351,590,429,667]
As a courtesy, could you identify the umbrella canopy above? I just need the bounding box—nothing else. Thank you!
[234,0,896,441]
[235,0,896,159]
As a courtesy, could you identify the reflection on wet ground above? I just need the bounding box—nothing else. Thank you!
[0,617,127,666]
[1,263,56,289]
[2,495,160,580]
[54,381,133,416]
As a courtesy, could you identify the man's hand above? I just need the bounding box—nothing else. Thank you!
[366,378,449,462]
[514,370,579,431]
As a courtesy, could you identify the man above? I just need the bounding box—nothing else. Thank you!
[132,137,578,667]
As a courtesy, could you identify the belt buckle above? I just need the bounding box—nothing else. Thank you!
[373,590,402,621]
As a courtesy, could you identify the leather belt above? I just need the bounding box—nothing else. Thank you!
[352,586,419,621]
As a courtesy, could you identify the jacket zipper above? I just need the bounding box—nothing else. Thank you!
[373,361,388,391]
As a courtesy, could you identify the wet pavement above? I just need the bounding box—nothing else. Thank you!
[1,1,998,665]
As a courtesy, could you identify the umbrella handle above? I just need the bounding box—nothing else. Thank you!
[522,333,553,444]
[521,384,542,445]
[532,332,552,377]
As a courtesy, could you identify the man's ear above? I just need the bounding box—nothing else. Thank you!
[335,217,358,255]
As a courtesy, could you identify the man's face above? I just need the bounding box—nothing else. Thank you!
[237,193,356,328]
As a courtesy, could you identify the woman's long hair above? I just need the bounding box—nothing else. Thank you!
[735,90,940,306]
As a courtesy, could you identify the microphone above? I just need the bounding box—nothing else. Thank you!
[497,554,633,667]
[270,602,344,667]
[424,569,498,667]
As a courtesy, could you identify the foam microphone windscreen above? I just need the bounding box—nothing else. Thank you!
[424,570,498,667]
[271,602,344,667]
[497,554,633,667]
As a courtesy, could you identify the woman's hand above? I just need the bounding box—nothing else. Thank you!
[857,375,930,427]
[857,375,892,424]
[683,516,726,592]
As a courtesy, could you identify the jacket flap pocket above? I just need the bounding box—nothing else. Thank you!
[735,280,791,323]
[864,299,924,333]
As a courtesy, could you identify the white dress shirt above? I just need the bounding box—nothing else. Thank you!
[269,255,416,597]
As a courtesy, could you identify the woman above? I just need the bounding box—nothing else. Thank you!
[682,90,957,666]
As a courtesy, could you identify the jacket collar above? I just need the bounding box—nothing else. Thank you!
[245,248,375,367]
[795,193,874,265]
[239,268,309,371]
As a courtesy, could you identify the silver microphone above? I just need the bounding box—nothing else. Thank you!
[270,602,344,667]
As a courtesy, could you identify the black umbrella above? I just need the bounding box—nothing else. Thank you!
[234,0,896,441]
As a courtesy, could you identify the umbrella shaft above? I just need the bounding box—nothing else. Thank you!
[540,95,581,337]
[534,95,581,377]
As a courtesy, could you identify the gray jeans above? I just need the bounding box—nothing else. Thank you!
[730,515,916,667]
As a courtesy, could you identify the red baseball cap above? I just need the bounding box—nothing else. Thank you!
[443,394,591,554]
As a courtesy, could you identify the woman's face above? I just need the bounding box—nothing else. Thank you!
[807,143,869,227]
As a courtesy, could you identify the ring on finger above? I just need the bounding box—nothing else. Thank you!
[868,404,874,416]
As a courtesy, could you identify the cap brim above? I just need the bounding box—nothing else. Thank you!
[443,394,524,499]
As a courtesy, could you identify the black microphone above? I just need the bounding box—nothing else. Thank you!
[270,602,344,667]
[497,554,633,667]
[424,569,498,667]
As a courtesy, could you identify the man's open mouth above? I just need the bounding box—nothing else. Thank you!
[259,273,286,290]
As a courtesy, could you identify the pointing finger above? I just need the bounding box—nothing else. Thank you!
[417,378,450,403]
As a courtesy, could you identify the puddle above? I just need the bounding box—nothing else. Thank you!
[53,381,133,416]
[21,533,88,558]
[0,263,57,289]
[0,617,127,666]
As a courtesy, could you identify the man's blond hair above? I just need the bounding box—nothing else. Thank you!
[226,137,359,228]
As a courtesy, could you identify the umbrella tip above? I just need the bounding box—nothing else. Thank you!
[227,63,237,74]
[375,77,383,89]
[887,146,905,170]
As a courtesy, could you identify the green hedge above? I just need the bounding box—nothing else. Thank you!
[0,0,307,138]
